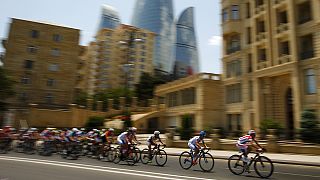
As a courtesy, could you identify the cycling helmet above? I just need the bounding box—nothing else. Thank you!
[131,127,137,132]
[199,131,206,138]
[72,128,79,132]
[248,130,256,135]
[108,128,114,132]
[154,131,160,137]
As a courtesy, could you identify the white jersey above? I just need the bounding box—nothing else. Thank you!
[118,132,128,141]
[188,136,201,145]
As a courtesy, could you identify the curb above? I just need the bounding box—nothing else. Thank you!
[165,152,320,167]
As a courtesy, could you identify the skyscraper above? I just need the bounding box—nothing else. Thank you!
[98,5,120,30]
[174,7,199,78]
[132,0,175,74]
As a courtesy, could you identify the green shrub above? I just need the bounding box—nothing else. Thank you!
[180,114,194,140]
[300,109,320,144]
[260,119,283,138]
[85,116,105,129]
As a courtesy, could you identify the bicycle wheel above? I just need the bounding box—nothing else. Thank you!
[134,147,141,163]
[179,151,193,170]
[228,155,245,175]
[127,149,138,166]
[113,148,121,164]
[106,147,115,162]
[254,156,274,178]
[155,149,167,166]
[141,148,151,164]
[199,152,214,172]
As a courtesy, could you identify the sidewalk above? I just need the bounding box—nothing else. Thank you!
[137,145,320,167]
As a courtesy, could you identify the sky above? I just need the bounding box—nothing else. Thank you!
[0,0,221,73]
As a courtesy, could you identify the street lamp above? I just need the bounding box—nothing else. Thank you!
[118,29,144,127]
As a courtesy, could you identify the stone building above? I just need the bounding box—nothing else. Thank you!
[80,24,156,95]
[133,73,223,132]
[2,18,82,108]
[221,0,320,137]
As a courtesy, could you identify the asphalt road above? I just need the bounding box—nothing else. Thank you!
[0,152,319,180]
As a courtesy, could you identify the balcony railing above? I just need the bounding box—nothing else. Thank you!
[273,0,286,5]
[256,32,266,41]
[278,54,292,64]
[257,61,268,70]
[255,4,266,14]
[300,50,314,60]
[277,23,289,34]
[226,46,241,55]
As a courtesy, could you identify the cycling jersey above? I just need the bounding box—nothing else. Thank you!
[237,135,253,146]
[188,136,203,145]
[147,135,159,142]
[117,132,128,144]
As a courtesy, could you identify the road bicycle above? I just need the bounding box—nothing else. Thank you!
[228,149,274,178]
[141,144,167,166]
[113,143,139,165]
[179,147,214,172]
[97,143,116,162]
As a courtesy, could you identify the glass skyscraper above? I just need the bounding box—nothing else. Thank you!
[98,5,120,30]
[132,0,175,73]
[174,7,199,78]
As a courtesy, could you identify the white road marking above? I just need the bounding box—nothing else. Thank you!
[273,171,320,178]
[0,156,216,180]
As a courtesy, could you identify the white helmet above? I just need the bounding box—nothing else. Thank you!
[131,127,137,132]
[108,128,114,132]
[72,128,79,132]
[154,131,160,135]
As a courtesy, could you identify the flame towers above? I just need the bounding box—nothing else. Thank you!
[132,0,175,74]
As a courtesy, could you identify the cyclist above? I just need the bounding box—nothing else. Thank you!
[236,130,263,163]
[117,130,131,156]
[188,131,208,165]
[128,127,140,145]
[147,131,165,160]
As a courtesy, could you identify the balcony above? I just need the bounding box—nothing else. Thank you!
[256,32,266,41]
[277,23,289,34]
[226,46,241,55]
[278,55,292,64]
[273,0,286,5]
[257,61,268,70]
[222,20,241,35]
[300,51,314,60]
[255,4,266,14]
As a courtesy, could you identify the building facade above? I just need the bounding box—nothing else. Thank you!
[97,5,121,31]
[174,7,199,79]
[132,0,176,74]
[81,24,156,94]
[2,18,81,108]
[133,73,223,132]
[221,0,320,137]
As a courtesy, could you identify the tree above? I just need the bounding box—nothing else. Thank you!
[73,91,88,106]
[179,114,194,140]
[135,72,167,106]
[260,119,283,138]
[0,67,15,112]
[300,109,320,144]
[85,116,105,129]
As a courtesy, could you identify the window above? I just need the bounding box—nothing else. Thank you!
[305,69,317,94]
[249,80,253,101]
[256,0,264,7]
[140,58,145,62]
[226,60,241,78]
[226,34,241,54]
[256,20,265,33]
[248,54,252,73]
[222,8,228,22]
[141,52,146,56]
[258,48,267,61]
[48,64,59,71]
[47,79,55,87]
[231,5,240,20]
[181,88,196,105]
[226,83,242,103]
[300,34,314,60]
[140,64,144,69]
[27,46,38,53]
[21,77,31,84]
[298,1,312,24]
[51,48,60,56]
[227,114,242,132]
[53,34,62,42]
[246,3,251,18]
[31,30,39,38]
[277,10,288,24]
[24,60,34,69]
[246,27,251,44]
[45,93,54,104]
[167,92,178,107]
[279,41,290,56]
